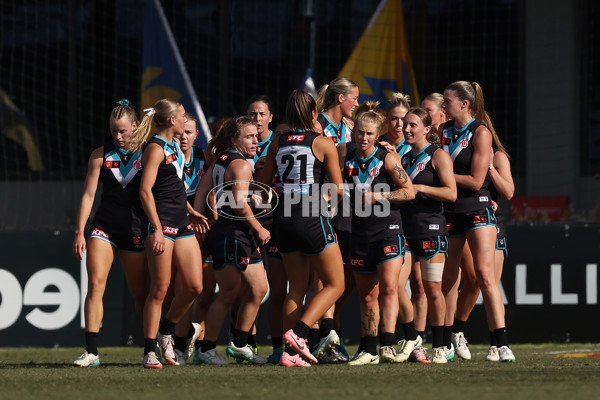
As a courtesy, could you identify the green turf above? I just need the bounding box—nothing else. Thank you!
[1,344,599,400]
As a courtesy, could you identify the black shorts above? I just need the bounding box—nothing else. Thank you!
[89,226,144,252]
[349,234,405,274]
[145,222,195,241]
[336,229,351,264]
[262,224,282,260]
[406,235,448,260]
[275,215,337,255]
[496,221,508,256]
[445,207,497,237]
[208,230,262,271]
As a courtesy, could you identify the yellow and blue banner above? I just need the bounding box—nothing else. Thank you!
[142,0,211,147]
[338,0,419,108]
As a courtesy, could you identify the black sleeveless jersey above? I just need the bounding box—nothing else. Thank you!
[183,145,207,204]
[274,131,326,224]
[441,119,492,213]
[488,148,504,225]
[211,150,254,236]
[344,145,403,238]
[92,140,145,232]
[380,133,411,157]
[318,113,352,145]
[401,144,447,238]
[146,135,189,227]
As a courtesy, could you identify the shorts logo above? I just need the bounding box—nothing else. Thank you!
[369,167,380,177]
[327,234,334,241]
[473,216,486,225]
[446,222,453,231]
[239,257,250,266]
[219,153,230,161]
[416,161,426,172]
[429,224,440,230]
[90,228,109,238]
[133,236,141,245]
[479,196,489,202]
[133,159,142,170]
[383,245,398,255]
[268,245,279,254]
[287,134,305,142]
[423,241,437,249]
[163,226,179,234]
[389,224,399,230]
[350,258,366,267]
[460,138,469,149]
[227,254,235,261]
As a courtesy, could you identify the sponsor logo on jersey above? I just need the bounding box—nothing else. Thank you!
[479,196,489,202]
[347,167,359,176]
[350,258,366,267]
[166,154,176,164]
[162,226,179,235]
[287,134,305,142]
[389,224,399,229]
[441,136,451,146]
[104,161,120,169]
[239,257,250,266]
[90,228,109,238]
[327,136,339,144]
[429,224,440,230]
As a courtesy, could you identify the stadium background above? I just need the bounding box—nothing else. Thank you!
[0,0,598,346]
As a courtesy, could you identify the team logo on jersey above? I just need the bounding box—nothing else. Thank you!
[383,245,398,255]
[239,257,250,266]
[133,159,142,170]
[369,167,380,177]
[287,134,305,142]
[219,153,230,161]
[416,161,426,172]
[459,138,469,149]
[350,258,366,267]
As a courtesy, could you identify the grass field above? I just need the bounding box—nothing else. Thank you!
[1,343,599,400]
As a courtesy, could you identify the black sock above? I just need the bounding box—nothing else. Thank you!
[271,336,283,349]
[232,327,248,348]
[194,340,202,350]
[417,331,425,341]
[320,318,334,338]
[402,321,418,340]
[443,326,453,349]
[187,324,196,338]
[432,326,444,348]
[248,334,257,349]
[284,344,298,356]
[158,319,176,336]
[365,336,378,356]
[174,335,187,352]
[85,332,99,356]
[379,332,395,347]
[199,340,217,352]
[489,331,496,347]
[453,318,466,333]
[144,338,157,355]
[357,336,366,353]
[308,328,320,352]
[293,320,310,339]
[494,328,508,347]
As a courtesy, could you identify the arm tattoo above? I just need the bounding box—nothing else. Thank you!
[393,164,409,184]
[387,190,409,202]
